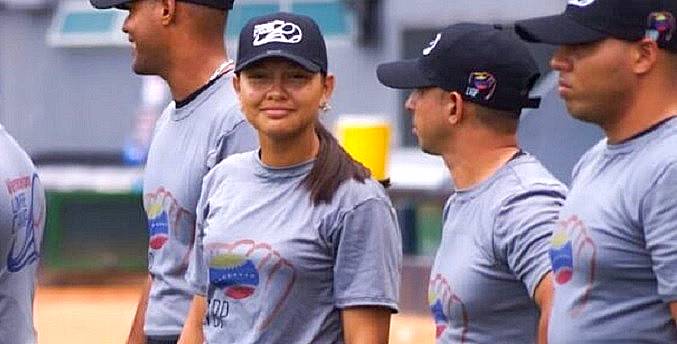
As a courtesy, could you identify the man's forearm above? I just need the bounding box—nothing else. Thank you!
[534,272,554,344]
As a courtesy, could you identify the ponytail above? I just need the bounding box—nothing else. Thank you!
[302,122,371,205]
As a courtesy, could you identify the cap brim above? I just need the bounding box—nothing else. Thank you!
[235,51,322,73]
[376,59,436,89]
[515,14,608,45]
[90,0,130,9]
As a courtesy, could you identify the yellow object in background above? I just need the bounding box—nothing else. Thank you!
[336,115,391,181]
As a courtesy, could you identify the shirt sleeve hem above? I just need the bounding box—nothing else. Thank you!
[528,266,553,299]
[335,297,399,313]
[660,294,677,303]
[186,282,207,297]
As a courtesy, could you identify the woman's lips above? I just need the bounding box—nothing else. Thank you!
[261,108,293,119]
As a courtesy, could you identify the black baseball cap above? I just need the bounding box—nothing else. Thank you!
[515,0,677,52]
[235,12,327,74]
[377,23,541,113]
[90,0,235,10]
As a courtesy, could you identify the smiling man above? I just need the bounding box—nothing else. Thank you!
[377,23,566,343]
[516,0,677,342]
[89,0,257,343]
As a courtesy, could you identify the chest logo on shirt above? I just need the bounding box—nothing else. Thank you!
[209,254,260,299]
[550,215,596,316]
[428,274,469,342]
[6,174,43,273]
[207,239,296,331]
[145,188,191,250]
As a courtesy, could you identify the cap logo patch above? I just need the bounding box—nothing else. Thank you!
[253,20,303,46]
[423,33,442,56]
[567,0,595,7]
[646,12,675,44]
[466,72,497,101]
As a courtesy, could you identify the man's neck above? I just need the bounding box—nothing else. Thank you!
[164,48,229,102]
[604,77,677,144]
[441,137,519,190]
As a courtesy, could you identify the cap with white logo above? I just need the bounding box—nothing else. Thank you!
[235,12,328,73]
[422,33,442,56]
[516,0,677,52]
[377,23,541,113]
[568,0,596,7]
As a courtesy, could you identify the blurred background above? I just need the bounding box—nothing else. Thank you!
[0,0,602,342]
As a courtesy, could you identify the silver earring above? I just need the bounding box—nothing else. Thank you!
[320,102,332,113]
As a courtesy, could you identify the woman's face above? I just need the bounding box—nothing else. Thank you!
[234,58,334,141]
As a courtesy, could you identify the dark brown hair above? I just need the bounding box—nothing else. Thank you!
[302,123,371,205]
[471,103,520,135]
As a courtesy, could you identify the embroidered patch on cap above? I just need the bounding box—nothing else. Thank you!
[466,72,497,101]
[253,20,303,46]
[646,12,675,44]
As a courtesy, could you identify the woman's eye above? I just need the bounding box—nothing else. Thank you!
[248,73,266,79]
[287,72,312,84]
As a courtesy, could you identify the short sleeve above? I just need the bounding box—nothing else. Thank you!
[185,173,216,296]
[641,162,677,303]
[494,185,566,298]
[206,118,258,170]
[33,173,46,249]
[332,198,402,312]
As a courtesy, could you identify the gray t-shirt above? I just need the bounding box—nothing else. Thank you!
[143,71,258,336]
[0,125,45,344]
[186,151,402,343]
[549,117,677,343]
[430,153,566,343]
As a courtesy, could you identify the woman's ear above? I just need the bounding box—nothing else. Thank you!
[321,73,336,105]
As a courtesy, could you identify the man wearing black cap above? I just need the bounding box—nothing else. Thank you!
[377,23,566,343]
[516,0,677,342]
[89,0,257,343]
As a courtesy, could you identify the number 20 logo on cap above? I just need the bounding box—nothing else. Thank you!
[568,0,595,7]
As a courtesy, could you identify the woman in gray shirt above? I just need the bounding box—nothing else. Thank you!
[179,12,402,344]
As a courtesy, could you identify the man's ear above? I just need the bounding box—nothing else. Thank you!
[446,91,464,126]
[159,0,177,26]
[632,38,659,75]
[232,74,241,95]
